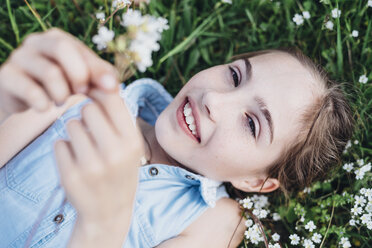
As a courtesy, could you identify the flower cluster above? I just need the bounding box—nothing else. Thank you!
[349,187,372,230]
[239,195,282,247]
[120,9,169,72]
[292,11,310,26]
[343,158,371,180]
[92,6,169,81]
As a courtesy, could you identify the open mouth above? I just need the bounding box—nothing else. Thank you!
[178,97,201,143]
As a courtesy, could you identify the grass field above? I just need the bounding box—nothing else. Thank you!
[0,0,371,247]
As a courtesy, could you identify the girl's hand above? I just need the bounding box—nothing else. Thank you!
[0,28,118,117]
[54,89,143,231]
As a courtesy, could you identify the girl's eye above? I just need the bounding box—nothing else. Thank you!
[229,66,240,87]
[245,114,256,138]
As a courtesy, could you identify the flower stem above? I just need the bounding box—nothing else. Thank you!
[319,201,335,248]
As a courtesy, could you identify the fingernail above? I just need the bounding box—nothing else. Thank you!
[100,74,117,90]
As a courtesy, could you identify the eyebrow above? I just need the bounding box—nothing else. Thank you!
[243,58,253,80]
[240,58,274,144]
[254,96,274,144]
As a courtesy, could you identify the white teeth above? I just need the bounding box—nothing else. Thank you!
[183,107,192,116]
[183,101,198,137]
[185,116,194,124]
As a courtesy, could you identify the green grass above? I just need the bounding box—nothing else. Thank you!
[0,0,371,247]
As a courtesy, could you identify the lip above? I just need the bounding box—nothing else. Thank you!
[176,97,201,143]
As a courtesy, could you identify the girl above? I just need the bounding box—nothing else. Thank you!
[0,28,354,247]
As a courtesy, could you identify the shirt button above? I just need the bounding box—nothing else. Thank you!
[149,167,158,176]
[185,175,195,180]
[53,214,64,224]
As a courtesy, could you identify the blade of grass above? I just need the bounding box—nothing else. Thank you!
[361,19,371,59]
[159,7,223,64]
[0,37,14,51]
[6,0,20,44]
[335,0,343,76]
[24,0,48,31]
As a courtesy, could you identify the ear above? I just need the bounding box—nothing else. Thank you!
[231,177,280,193]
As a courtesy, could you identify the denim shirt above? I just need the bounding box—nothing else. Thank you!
[0,78,228,248]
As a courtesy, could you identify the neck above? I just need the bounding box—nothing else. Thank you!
[137,117,180,167]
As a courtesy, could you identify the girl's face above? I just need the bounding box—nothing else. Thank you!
[155,52,321,191]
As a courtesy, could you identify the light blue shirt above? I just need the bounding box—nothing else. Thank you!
[0,78,228,248]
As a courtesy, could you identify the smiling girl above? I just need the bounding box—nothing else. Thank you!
[0,29,354,247]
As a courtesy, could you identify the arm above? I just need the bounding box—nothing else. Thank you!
[0,94,87,168]
[157,198,246,248]
[0,28,119,167]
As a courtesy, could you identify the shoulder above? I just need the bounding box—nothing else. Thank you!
[181,197,245,247]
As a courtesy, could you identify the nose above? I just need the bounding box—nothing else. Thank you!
[202,90,228,122]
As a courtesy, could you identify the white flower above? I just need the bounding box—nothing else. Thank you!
[269,243,281,248]
[343,163,353,172]
[245,224,263,245]
[312,233,322,243]
[252,209,260,216]
[361,213,371,224]
[245,219,253,227]
[367,221,372,230]
[361,163,371,173]
[272,233,280,242]
[351,30,359,37]
[349,218,356,226]
[340,237,351,248]
[331,8,341,18]
[303,187,311,194]
[221,0,232,3]
[344,140,352,150]
[305,221,316,232]
[120,9,169,72]
[300,215,305,222]
[368,0,372,7]
[351,205,362,215]
[355,195,367,207]
[365,189,372,200]
[96,12,105,21]
[325,20,334,30]
[273,213,281,221]
[355,168,365,180]
[121,9,143,27]
[242,198,253,209]
[112,0,131,9]
[357,159,364,165]
[293,13,304,25]
[366,203,372,213]
[302,11,311,19]
[252,195,269,209]
[303,239,315,248]
[92,26,115,50]
[259,209,268,219]
[289,234,300,245]
[359,74,368,84]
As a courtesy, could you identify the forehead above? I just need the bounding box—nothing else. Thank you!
[247,52,321,144]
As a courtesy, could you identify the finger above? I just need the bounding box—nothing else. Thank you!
[66,119,102,171]
[23,29,89,93]
[81,103,119,155]
[0,63,51,111]
[77,43,120,92]
[9,48,71,105]
[87,89,137,137]
[54,139,77,189]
